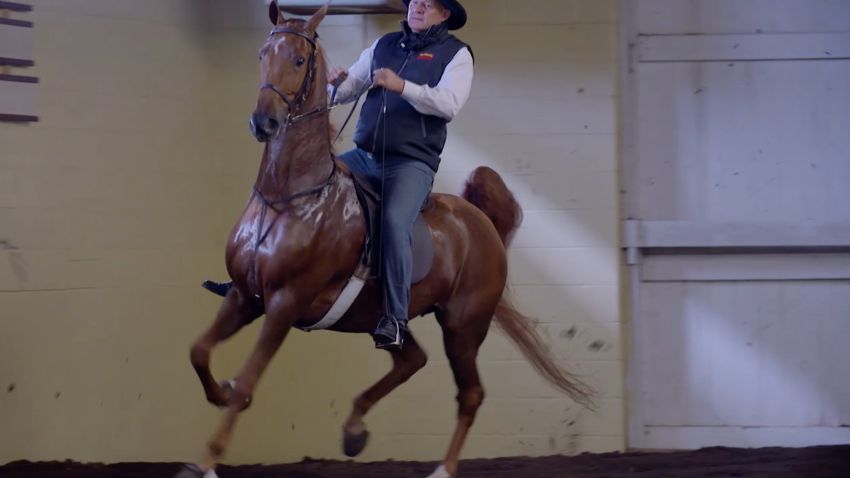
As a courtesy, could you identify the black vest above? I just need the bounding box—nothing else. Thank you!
[353,23,470,171]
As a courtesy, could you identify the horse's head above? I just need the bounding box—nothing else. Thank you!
[250,2,329,142]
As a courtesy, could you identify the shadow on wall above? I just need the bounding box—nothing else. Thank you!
[639,279,850,445]
[0,239,27,284]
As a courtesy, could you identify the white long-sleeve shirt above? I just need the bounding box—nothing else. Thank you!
[330,38,474,121]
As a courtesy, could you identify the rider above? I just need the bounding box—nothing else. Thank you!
[205,0,473,350]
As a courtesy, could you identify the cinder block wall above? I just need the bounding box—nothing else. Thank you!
[0,0,623,465]
[211,0,624,463]
[0,0,224,463]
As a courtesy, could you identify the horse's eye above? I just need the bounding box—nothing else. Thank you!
[296,57,306,67]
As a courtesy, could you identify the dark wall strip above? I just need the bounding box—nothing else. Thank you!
[0,2,37,124]
[0,17,33,27]
[0,113,39,122]
[0,73,38,83]
[0,57,34,67]
[0,1,33,12]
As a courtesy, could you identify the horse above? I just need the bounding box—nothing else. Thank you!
[179,4,592,478]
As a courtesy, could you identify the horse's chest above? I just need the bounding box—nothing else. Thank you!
[227,198,330,275]
[225,184,360,294]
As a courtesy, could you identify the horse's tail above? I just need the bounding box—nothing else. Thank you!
[460,166,522,247]
[461,167,595,408]
[492,298,595,408]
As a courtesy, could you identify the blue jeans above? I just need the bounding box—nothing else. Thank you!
[338,148,435,322]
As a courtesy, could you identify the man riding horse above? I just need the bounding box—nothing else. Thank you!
[204,0,472,351]
[180,2,591,477]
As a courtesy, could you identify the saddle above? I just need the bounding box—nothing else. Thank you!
[349,170,434,284]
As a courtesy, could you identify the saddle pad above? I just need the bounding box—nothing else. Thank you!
[411,213,433,284]
[350,170,434,284]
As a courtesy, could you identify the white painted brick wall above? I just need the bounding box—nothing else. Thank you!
[0,0,222,464]
[0,0,624,465]
[214,0,625,463]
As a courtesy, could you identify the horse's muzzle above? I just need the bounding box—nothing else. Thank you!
[249,112,279,142]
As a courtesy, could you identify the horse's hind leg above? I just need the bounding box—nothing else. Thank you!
[429,309,492,478]
[342,333,428,457]
[190,291,262,408]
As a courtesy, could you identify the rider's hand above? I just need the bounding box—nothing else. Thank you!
[371,68,405,94]
[327,66,349,88]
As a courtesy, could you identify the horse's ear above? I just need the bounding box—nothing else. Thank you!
[268,0,285,25]
[306,2,330,34]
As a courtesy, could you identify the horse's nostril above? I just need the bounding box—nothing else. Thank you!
[251,113,264,129]
[250,112,280,138]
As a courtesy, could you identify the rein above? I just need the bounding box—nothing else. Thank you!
[248,158,338,299]
[261,27,361,135]
[251,159,338,255]
[251,27,372,299]
[253,159,338,212]
[255,25,339,213]
[248,26,344,297]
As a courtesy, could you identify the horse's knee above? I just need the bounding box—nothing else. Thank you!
[410,350,428,373]
[457,385,485,417]
[189,342,210,367]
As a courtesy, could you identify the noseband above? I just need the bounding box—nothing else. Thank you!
[260,27,320,125]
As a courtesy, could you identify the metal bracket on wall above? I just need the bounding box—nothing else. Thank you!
[277,0,405,15]
[0,0,37,123]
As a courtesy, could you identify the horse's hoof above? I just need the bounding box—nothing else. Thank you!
[425,464,454,478]
[175,464,219,478]
[218,379,251,410]
[342,429,370,457]
[205,380,235,409]
[220,379,236,397]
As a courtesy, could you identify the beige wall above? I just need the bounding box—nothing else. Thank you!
[0,0,622,465]
[0,0,223,463]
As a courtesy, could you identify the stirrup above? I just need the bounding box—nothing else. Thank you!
[372,316,405,350]
[201,280,232,297]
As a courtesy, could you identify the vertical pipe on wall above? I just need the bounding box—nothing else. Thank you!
[618,0,644,450]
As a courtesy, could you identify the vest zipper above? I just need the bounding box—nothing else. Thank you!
[371,50,416,153]
[420,116,427,138]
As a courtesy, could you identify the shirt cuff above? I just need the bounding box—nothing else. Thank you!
[400,80,425,103]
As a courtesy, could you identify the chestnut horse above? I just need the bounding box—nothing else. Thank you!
[181,4,591,478]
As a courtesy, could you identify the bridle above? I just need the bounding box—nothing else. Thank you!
[248,25,340,299]
[260,26,325,125]
[254,24,340,211]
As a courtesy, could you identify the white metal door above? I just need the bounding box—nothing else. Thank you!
[620,0,850,449]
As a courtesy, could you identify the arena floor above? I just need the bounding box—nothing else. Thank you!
[1,445,848,477]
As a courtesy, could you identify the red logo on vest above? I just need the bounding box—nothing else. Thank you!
[417,52,435,61]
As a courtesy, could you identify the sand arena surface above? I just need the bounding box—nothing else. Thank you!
[1,445,848,477]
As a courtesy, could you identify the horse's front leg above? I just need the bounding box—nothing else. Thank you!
[190,290,263,408]
[199,287,300,471]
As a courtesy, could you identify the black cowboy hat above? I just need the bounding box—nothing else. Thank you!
[403,0,467,30]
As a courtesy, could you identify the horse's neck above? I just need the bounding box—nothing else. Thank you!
[255,112,332,200]
[255,50,332,200]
